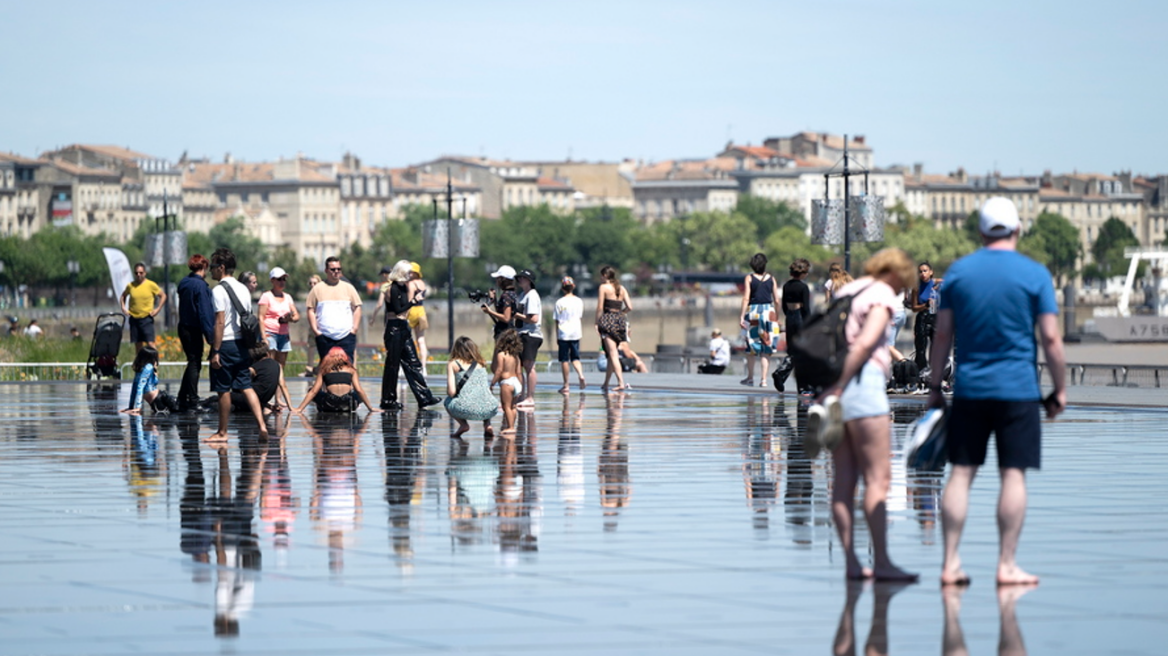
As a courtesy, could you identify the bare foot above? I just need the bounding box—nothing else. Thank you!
[846,566,874,580]
[874,565,920,582]
[941,570,972,586]
[578,378,586,390]
[204,431,228,444]
[452,424,470,438]
[517,398,535,407]
[997,581,1037,606]
[483,425,495,438]
[501,427,516,436]
[942,558,971,586]
[558,386,570,394]
[997,564,1039,586]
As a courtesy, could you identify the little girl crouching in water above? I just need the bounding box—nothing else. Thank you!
[491,329,523,434]
[444,336,499,438]
[121,346,178,415]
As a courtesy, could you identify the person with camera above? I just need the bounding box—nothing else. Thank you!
[482,265,519,340]
[257,267,300,372]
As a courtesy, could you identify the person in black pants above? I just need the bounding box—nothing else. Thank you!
[911,261,942,369]
[379,260,441,411]
[781,258,812,337]
[176,254,215,412]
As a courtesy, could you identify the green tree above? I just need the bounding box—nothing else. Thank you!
[762,225,835,273]
[575,206,637,275]
[480,205,578,283]
[1022,212,1081,284]
[734,195,806,243]
[671,211,758,272]
[1090,217,1140,278]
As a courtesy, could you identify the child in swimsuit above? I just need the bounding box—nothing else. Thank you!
[491,329,524,434]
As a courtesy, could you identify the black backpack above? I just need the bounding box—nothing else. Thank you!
[788,283,873,391]
[221,281,263,351]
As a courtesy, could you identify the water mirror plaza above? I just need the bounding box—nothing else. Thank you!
[1,376,1166,655]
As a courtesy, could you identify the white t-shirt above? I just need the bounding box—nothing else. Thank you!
[517,289,542,336]
[553,294,584,341]
[212,277,251,342]
[709,336,730,366]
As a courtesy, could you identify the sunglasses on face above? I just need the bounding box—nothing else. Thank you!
[273,277,288,282]
[328,267,342,273]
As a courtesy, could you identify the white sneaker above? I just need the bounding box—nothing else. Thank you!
[821,395,844,450]
[804,403,827,459]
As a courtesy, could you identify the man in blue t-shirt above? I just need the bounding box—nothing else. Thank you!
[927,196,1066,587]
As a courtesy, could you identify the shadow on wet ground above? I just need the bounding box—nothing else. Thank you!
[0,380,1165,654]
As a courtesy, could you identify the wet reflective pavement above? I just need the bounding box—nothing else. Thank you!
[1,381,1165,655]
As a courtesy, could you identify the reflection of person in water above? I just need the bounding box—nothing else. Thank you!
[943,584,1033,656]
[599,393,631,531]
[779,400,815,543]
[260,413,298,558]
[743,397,781,532]
[210,437,267,637]
[557,394,586,516]
[833,580,913,656]
[446,433,498,547]
[178,418,213,581]
[306,412,368,573]
[384,412,427,572]
[493,414,541,558]
[126,415,164,514]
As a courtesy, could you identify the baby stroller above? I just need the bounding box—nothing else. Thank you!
[86,312,125,380]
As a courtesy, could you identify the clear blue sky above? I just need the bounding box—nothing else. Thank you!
[2,0,1163,176]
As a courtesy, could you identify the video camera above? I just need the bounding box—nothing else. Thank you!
[467,289,491,304]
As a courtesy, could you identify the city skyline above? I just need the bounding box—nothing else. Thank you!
[2,0,1164,176]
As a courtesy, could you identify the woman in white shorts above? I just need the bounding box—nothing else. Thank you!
[818,248,918,582]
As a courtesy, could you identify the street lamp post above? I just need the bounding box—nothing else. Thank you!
[154,191,176,329]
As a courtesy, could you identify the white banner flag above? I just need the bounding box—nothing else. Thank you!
[103,247,133,304]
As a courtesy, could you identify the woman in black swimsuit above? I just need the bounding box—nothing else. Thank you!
[595,265,633,392]
[295,347,379,413]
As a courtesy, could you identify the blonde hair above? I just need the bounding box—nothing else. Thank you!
[829,263,853,289]
[389,260,412,283]
[864,248,916,292]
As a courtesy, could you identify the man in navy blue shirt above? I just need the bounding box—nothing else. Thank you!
[177,254,216,412]
[928,197,1067,587]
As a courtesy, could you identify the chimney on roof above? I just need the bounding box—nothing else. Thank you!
[854,135,865,145]
[954,167,967,183]
[1041,169,1052,188]
[912,163,923,179]
[224,152,234,164]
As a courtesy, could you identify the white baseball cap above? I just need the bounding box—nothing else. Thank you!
[269,267,288,279]
[489,265,516,280]
[979,197,1021,238]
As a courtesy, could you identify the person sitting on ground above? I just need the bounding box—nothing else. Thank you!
[698,328,731,374]
[202,343,293,415]
[294,347,380,414]
[121,346,178,415]
[444,336,499,438]
[490,329,524,434]
[597,340,648,374]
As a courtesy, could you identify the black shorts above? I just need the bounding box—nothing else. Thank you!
[557,339,580,362]
[947,398,1042,470]
[129,316,155,343]
[519,333,543,363]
